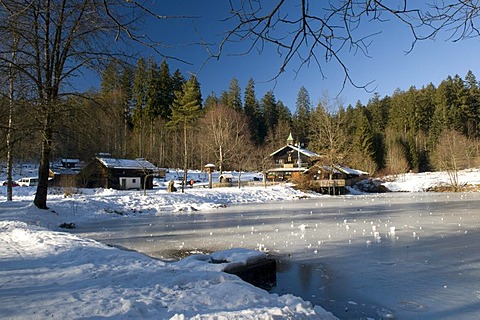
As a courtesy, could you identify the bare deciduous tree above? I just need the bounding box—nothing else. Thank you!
[0,0,189,208]
[309,94,349,175]
[220,1,479,90]
[384,128,410,176]
[201,103,251,174]
[431,129,478,191]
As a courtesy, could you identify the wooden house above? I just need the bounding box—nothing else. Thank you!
[304,162,369,194]
[78,156,158,190]
[268,133,320,181]
[269,134,369,194]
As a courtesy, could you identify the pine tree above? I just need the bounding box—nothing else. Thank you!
[169,75,202,192]
[276,100,292,123]
[144,57,161,122]
[293,86,311,145]
[132,58,148,157]
[464,70,480,138]
[99,60,133,157]
[101,60,121,94]
[157,60,174,120]
[171,69,186,95]
[261,90,278,139]
[204,93,219,110]
[244,78,262,145]
[227,78,243,111]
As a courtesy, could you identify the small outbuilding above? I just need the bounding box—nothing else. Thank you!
[304,162,369,195]
[218,173,234,186]
[78,156,158,190]
[49,167,77,188]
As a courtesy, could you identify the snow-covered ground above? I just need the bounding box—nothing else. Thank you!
[1,168,480,319]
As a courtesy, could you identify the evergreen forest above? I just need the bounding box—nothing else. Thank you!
[2,57,480,177]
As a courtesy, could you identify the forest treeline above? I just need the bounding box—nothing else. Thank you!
[2,57,480,176]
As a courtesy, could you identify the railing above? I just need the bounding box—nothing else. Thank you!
[310,179,347,187]
[274,162,309,168]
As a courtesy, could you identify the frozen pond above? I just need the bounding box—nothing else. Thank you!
[70,192,480,319]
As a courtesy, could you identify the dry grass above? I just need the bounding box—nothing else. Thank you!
[427,184,480,192]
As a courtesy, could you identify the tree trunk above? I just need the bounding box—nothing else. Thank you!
[182,116,187,193]
[6,36,19,201]
[123,102,128,157]
[237,170,242,188]
[6,88,14,201]
[34,112,53,209]
[219,144,223,175]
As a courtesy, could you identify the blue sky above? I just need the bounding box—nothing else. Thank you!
[122,1,480,111]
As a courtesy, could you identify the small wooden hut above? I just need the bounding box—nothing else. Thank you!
[78,156,158,190]
[49,167,77,188]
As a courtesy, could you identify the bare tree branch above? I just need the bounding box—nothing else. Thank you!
[215,1,478,94]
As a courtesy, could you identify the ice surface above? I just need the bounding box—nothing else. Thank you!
[2,169,480,319]
[69,192,480,319]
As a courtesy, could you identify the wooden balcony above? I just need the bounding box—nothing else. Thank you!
[310,179,347,187]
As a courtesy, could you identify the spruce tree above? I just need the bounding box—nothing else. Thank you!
[227,78,243,111]
[144,57,160,122]
[244,78,262,145]
[132,58,148,157]
[157,60,174,120]
[464,70,480,138]
[261,90,278,140]
[204,93,219,110]
[101,60,121,94]
[293,86,311,145]
[169,75,202,192]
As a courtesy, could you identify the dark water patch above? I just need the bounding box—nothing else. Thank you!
[270,256,395,319]
[225,257,276,291]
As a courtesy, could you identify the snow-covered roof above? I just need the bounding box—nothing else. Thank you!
[97,157,157,170]
[309,164,368,176]
[61,159,80,164]
[270,145,320,158]
[334,165,369,176]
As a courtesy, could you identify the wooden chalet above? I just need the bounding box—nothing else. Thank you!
[78,156,158,190]
[269,134,369,194]
[268,133,320,181]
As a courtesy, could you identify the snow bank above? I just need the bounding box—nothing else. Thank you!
[383,168,480,192]
[0,220,336,319]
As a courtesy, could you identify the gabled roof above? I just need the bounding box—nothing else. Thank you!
[334,165,369,176]
[97,157,157,170]
[307,164,369,176]
[270,144,320,158]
